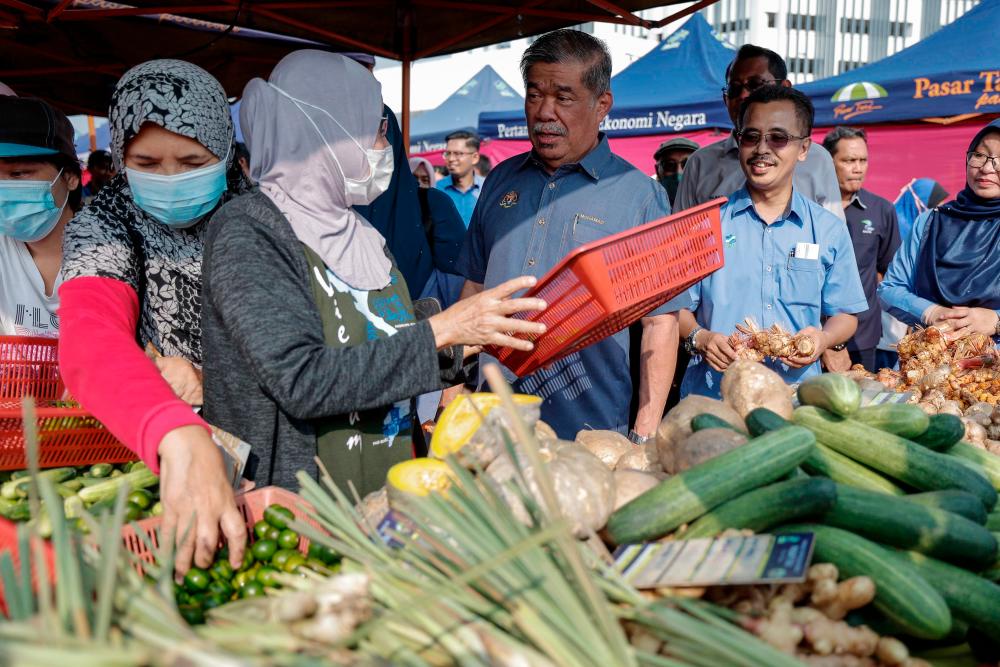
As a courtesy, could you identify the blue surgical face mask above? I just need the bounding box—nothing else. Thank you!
[125,153,228,229]
[0,169,69,243]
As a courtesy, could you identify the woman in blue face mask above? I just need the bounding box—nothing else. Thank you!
[200,50,546,497]
[0,97,82,337]
[58,59,254,576]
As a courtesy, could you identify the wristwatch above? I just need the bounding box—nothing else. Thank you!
[994,315,1000,337]
[829,343,847,352]
[628,430,651,445]
[684,326,704,354]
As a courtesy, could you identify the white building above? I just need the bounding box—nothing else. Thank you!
[375,0,979,113]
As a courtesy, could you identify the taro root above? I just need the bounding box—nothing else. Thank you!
[574,429,631,469]
[656,396,743,474]
[721,360,794,419]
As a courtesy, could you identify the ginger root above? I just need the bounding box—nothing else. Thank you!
[875,637,910,666]
[802,616,879,656]
[815,577,877,620]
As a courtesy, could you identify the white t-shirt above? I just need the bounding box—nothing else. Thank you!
[0,235,61,337]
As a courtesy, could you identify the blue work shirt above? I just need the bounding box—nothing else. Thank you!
[436,173,483,227]
[682,187,868,398]
[457,134,690,439]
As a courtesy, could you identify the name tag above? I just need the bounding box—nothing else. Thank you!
[794,242,820,260]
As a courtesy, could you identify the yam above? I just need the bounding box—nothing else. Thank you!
[615,442,662,473]
[720,360,793,419]
[670,428,748,473]
[575,429,631,468]
[613,470,661,511]
[656,395,742,474]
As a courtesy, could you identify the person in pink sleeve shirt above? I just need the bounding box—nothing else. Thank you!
[59,59,254,574]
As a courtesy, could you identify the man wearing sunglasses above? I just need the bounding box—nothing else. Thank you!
[678,86,867,398]
[674,45,843,221]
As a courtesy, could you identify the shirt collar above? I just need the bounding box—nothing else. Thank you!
[723,132,739,154]
[518,132,611,181]
[444,173,483,192]
[848,191,867,210]
[732,186,807,227]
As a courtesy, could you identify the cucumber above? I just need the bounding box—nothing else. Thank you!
[0,497,30,521]
[779,523,952,640]
[946,441,1000,489]
[745,407,790,437]
[897,550,1000,640]
[794,406,998,509]
[852,403,930,439]
[606,426,816,544]
[797,374,861,416]
[912,414,966,451]
[822,484,998,569]
[802,442,906,495]
[89,463,113,478]
[907,490,989,525]
[77,467,158,505]
[988,512,1000,531]
[0,467,76,500]
[680,477,836,539]
[691,413,746,434]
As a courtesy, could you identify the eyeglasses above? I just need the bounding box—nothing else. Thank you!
[737,129,809,150]
[723,77,778,98]
[442,151,476,159]
[967,151,1000,171]
[659,158,688,171]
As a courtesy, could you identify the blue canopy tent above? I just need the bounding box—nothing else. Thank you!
[409,65,522,154]
[478,13,735,140]
[799,0,1000,126]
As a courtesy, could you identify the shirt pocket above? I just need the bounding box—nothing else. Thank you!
[780,256,824,307]
[571,212,609,247]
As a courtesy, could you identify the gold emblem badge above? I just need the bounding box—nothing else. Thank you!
[499,190,518,208]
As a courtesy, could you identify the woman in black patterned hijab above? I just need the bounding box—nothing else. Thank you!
[59,59,252,575]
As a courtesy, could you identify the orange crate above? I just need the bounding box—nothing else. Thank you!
[0,336,136,470]
[121,486,320,571]
[485,198,726,377]
[0,517,55,617]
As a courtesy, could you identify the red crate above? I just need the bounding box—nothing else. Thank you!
[485,198,726,377]
[0,517,55,617]
[0,336,136,470]
[120,486,319,572]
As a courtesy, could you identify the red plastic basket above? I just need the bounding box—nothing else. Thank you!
[0,517,56,617]
[120,486,320,572]
[486,198,726,377]
[0,336,136,470]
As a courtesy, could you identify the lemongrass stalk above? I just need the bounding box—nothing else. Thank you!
[94,485,129,642]
[15,521,32,616]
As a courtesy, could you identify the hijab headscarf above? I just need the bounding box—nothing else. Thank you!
[241,50,393,291]
[913,119,1000,310]
[894,178,948,242]
[408,156,435,186]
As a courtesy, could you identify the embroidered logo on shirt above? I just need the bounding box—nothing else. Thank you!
[861,219,874,235]
[500,191,519,208]
[725,234,736,248]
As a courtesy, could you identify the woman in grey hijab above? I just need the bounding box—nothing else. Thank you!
[201,50,545,496]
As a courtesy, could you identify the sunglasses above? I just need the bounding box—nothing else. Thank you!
[723,77,778,98]
[737,129,809,150]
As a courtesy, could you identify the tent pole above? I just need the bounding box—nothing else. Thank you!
[87,115,97,152]
[402,59,411,152]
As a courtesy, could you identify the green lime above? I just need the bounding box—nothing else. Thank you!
[127,489,154,510]
[178,605,205,625]
[237,549,255,572]
[251,539,278,562]
[271,549,297,571]
[209,559,234,582]
[183,567,211,593]
[282,553,307,574]
[277,529,299,551]
[241,581,266,598]
[263,504,295,530]
[307,542,341,566]
[231,570,254,591]
[253,519,273,541]
[207,578,234,599]
[256,566,281,588]
[149,501,163,516]
[202,592,229,610]
[124,502,144,522]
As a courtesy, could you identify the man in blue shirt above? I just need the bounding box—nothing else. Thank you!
[436,130,484,227]
[679,86,867,397]
[457,29,687,444]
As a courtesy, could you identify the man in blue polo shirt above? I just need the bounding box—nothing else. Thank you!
[436,130,483,227]
[457,29,686,444]
[679,86,867,397]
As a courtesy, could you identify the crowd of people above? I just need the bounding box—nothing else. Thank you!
[1,28,998,574]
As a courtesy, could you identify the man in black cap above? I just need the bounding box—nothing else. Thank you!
[83,149,115,202]
[654,137,699,208]
[0,97,82,336]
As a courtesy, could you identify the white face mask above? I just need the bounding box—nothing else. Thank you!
[268,83,394,206]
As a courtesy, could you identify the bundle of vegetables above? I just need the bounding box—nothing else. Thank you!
[0,461,158,534]
[606,365,1000,662]
[728,317,818,362]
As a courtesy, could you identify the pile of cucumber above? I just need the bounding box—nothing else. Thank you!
[606,372,1000,656]
[0,461,160,534]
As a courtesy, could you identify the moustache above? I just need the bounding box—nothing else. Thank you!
[532,122,568,136]
[746,153,776,166]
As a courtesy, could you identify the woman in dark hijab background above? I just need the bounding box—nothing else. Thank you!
[880,118,1000,337]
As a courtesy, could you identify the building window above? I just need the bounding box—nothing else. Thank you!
[786,13,820,30]
[838,60,865,73]
[766,12,776,27]
[717,18,751,32]
[888,21,912,38]
[787,57,816,75]
[840,17,911,36]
